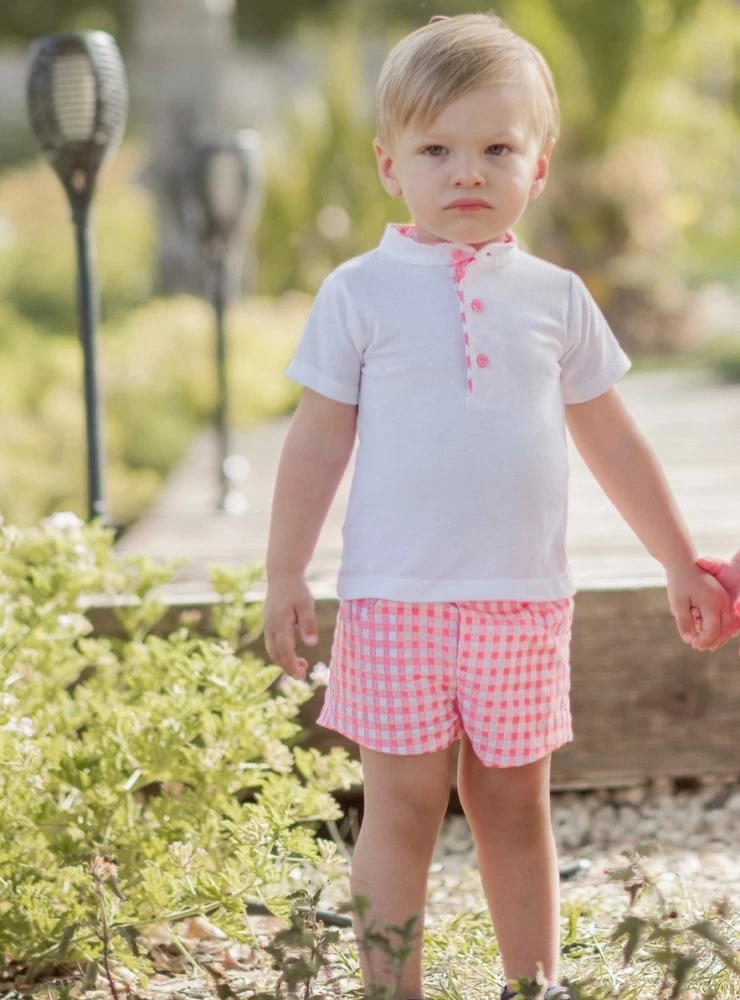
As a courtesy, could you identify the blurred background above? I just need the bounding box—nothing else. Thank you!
[1,0,739,530]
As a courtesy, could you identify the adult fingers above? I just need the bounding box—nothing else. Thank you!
[697,556,740,594]
[714,606,740,651]
[696,556,723,577]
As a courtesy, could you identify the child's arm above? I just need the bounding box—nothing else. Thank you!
[565,387,735,651]
[265,388,358,678]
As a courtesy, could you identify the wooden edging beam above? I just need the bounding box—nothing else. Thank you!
[84,585,740,791]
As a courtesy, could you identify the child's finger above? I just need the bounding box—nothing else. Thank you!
[696,606,721,649]
[297,603,319,646]
[275,626,306,678]
[674,599,696,643]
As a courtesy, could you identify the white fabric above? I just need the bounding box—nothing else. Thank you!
[284,224,632,600]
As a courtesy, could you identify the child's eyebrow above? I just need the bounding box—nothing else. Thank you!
[416,127,526,144]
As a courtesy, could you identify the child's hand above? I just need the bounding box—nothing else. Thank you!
[264,574,319,679]
[666,562,735,652]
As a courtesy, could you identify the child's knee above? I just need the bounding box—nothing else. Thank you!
[458,744,551,815]
[360,745,453,828]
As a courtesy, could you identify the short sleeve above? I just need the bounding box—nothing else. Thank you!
[561,272,632,404]
[284,272,364,404]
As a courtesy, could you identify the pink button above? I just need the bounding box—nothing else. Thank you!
[476,353,490,368]
[452,248,468,262]
[471,298,484,312]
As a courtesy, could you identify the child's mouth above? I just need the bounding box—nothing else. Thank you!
[446,199,492,211]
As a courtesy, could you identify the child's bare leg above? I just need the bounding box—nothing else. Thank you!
[350,744,455,999]
[456,735,560,988]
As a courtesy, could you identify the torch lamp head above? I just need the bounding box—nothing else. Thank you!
[191,129,265,257]
[26,31,128,216]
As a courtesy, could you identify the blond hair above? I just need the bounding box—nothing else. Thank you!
[376,13,560,153]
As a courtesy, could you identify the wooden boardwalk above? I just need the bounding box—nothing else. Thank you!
[116,369,740,597]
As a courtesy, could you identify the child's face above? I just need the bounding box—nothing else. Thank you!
[374,83,551,248]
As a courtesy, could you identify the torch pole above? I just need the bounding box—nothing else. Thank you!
[72,199,107,522]
[212,256,230,511]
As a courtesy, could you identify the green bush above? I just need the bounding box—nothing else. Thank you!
[253,20,401,296]
[0,293,309,527]
[701,334,740,382]
[0,512,362,982]
[0,145,155,333]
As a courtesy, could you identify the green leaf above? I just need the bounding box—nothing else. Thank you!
[610,914,648,966]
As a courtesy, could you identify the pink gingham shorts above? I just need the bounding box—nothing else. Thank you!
[318,598,574,768]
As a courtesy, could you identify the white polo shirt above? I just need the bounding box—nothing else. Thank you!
[284,224,631,601]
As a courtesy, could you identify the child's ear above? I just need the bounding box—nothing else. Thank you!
[374,137,403,198]
[529,142,553,201]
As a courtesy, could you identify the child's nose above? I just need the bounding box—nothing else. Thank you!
[451,158,485,187]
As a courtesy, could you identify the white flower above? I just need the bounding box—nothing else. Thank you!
[0,692,20,711]
[263,739,294,773]
[72,543,95,566]
[274,674,293,694]
[43,511,84,537]
[56,613,93,637]
[0,524,21,548]
[309,661,330,686]
[2,716,34,737]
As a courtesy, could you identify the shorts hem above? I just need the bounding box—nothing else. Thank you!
[469,731,574,768]
[317,712,463,756]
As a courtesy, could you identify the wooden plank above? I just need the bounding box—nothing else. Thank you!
[85,586,740,789]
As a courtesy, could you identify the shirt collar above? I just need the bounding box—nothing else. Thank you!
[379,223,518,269]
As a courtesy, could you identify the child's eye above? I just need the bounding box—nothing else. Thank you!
[487,144,511,156]
[422,145,447,156]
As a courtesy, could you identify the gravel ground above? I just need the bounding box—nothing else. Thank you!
[234,778,740,995]
[427,778,740,922]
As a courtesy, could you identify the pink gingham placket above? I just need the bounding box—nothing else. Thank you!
[389,224,516,404]
[451,247,478,396]
[449,231,516,402]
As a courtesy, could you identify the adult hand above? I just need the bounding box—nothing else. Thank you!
[695,550,740,652]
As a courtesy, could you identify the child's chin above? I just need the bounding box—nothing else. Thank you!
[453,224,502,244]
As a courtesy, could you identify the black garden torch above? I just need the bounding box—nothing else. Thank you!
[26,32,128,522]
[190,130,264,513]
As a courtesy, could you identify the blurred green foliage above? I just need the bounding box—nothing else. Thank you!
[0,0,333,45]
[2,5,739,320]
[0,290,307,526]
[254,20,401,294]
[0,143,308,529]
[702,334,740,381]
[1,0,738,525]
[4,0,740,308]
[0,147,154,332]
[250,1,740,351]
